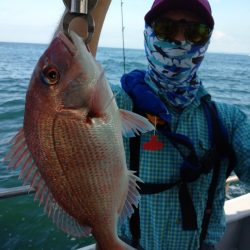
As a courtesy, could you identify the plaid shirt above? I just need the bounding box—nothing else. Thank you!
[112,84,250,250]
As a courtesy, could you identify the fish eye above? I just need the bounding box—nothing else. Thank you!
[42,65,60,85]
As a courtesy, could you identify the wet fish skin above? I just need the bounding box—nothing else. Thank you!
[5,31,154,250]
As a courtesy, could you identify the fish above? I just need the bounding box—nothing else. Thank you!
[4,31,154,250]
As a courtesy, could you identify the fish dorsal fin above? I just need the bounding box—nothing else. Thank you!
[119,171,143,223]
[119,109,155,137]
[5,129,91,237]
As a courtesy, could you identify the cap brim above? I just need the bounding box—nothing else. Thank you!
[145,0,214,29]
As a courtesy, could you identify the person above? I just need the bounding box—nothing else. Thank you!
[58,0,250,249]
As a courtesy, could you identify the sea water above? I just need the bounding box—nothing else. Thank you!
[0,42,250,249]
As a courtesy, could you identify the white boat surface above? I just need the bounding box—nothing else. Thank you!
[216,193,250,250]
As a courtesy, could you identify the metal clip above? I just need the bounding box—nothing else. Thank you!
[70,0,88,14]
[62,0,98,44]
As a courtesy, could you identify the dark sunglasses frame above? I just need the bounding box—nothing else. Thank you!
[151,17,212,45]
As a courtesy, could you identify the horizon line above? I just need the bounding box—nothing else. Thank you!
[0,40,249,56]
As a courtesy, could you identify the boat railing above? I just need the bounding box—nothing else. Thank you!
[0,185,35,199]
[0,176,240,200]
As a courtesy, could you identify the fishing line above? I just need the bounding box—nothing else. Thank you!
[121,0,126,74]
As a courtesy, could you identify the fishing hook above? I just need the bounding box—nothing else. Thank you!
[62,0,98,44]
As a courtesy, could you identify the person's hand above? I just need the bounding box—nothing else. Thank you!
[70,0,112,56]
[55,0,112,56]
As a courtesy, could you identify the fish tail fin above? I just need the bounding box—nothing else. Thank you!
[117,239,137,250]
[96,238,136,250]
[119,239,137,250]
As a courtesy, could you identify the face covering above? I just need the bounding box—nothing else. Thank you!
[144,25,210,108]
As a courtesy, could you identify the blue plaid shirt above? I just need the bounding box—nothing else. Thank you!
[112,83,250,250]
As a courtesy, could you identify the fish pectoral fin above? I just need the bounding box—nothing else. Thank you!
[4,128,91,238]
[119,171,143,223]
[119,109,155,137]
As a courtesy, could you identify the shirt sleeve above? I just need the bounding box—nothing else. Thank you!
[231,106,250,186]
[204,104,250,246]
[203,184,226,246]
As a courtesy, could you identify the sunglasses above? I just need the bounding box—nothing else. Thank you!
[151,17,212,45]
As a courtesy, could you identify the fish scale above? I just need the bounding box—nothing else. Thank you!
[46,109,126,232]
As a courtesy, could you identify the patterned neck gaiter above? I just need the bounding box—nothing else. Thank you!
[144,25,210,108]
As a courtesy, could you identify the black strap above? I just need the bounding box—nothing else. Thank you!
[199,101,237,246]
[139,181,180,194]
[200,157,221,245]
[129,205,141,248]
[199,101,222,246]
[179,181,198,230]
[226,146,236,177]
[129,107,142,248]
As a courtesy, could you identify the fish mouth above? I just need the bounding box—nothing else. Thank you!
[56,32,78,57]
[55,31,90,109]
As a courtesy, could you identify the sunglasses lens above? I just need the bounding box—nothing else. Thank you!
[187,23,211,44]
[152,19,176,41]
[152,18,211,45]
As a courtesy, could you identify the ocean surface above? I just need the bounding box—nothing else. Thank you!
[0,41,250,250]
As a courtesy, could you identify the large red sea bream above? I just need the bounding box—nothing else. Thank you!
[5,31,154,250]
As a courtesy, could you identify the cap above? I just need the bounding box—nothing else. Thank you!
[145,0,214,29]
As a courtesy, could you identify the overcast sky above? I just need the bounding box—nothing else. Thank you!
[0,0,249,54]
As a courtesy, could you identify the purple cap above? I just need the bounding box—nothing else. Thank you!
[145,0,214,28]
